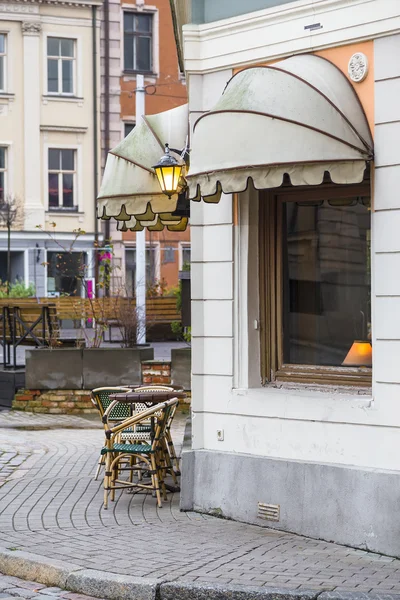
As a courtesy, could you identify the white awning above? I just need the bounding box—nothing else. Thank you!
[98,103,189,231]
[187,55,373,201]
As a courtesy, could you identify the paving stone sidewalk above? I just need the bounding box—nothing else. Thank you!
[0,574,102,600]
[0,411,399,599]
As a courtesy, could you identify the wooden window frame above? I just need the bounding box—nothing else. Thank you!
[259,181,372,388]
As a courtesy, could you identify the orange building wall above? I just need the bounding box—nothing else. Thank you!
[121,0,188,289]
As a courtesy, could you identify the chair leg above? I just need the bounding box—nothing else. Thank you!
[94,454,104,481]
[103,452,111,509]
[166,432,181,474]
[150,454,162,508]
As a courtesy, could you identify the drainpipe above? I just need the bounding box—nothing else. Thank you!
[103,0,111,295]
[92,5,99,288]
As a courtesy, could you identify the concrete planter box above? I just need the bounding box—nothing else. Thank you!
[82,347,153,389]
[171,347,191,391]
[25,346,154,390]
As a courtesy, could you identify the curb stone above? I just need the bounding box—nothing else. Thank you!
[160,582,320,600]
[1,547,400,600]
[65,569,159,600]
[0,547,83,588]
[319,594,400,600]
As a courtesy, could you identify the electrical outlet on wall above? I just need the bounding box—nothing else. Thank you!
[217,429,224,441]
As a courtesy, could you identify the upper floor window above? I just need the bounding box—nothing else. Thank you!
[47,37,75,95]
[124,122,135,137]
[123,12,152,73]
[0,34,6,92]
[48,149,76,210]
[259,181,372,387]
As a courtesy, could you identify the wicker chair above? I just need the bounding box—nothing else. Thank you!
[91,387,132,480]
[102,398,179,509]
[122,385,181,473]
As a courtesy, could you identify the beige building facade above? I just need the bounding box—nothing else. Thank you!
[0,0,101,296]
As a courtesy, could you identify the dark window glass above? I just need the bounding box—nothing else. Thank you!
[182,246,191,266]
[62,60,73,93]
[48,173,59,207]
[47,37,59,56]
[282,199,371,367]
[61,149,74,171]
[48,149,60,170]
[164,247,174,263]
[0,147,5,170]
[136,14,152,32]
[124,38,134,71]
[124,13,134,32]
[60,38,73,57]
[124,123,135,137]
[47,251,85,296]
[123,11,152,72]
[0,172,4,202]
[137,37,151,72]
[62,174,74,207]
[47,59,58,93]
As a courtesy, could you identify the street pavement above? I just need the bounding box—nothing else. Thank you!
[0,410,399,598]
[0,574,100,600]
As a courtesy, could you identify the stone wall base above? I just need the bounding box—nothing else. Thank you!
[181,448,400,558]
[13,390,96,414]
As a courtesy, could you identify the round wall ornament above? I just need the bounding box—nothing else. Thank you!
[348,52,369,83]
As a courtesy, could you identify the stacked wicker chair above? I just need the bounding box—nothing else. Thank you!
[101,397,180,508]
[91,387,133,480]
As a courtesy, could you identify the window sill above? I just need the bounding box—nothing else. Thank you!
[42,95,84,104]
[122,72,158,82]
[47,209,81,214]
[0,92,14,101]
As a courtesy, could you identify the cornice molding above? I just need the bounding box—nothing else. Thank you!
[182,0,400,73]
[0,0,102,11]
[40,125,88,132]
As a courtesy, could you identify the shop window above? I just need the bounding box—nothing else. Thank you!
[125,246,158,296]
[179,243,190,270]
[123,12,153,73]
[47,251,85,297]
[47,37,75,95]
[259,182,371,387]
[0,147,6,202]
[0,34,6,92]
[48,149,76,210]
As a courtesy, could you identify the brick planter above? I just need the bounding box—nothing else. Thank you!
[13,389,96,414]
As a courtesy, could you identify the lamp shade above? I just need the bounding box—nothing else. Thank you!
[153,145,184,198]
[342,340,372,367]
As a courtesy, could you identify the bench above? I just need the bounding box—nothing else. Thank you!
[0,303,76,368]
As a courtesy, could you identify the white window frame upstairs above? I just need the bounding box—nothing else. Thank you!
[44,143,82,213]
[120,5,159,78]
[43,32,82,98]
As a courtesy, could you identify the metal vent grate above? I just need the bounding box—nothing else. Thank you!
[258,502,280,521]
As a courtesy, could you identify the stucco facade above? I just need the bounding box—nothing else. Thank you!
[177,0,400,557]
[0,0,101,294]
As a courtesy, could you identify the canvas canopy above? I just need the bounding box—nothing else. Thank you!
[98,103,189,231]
[187,54,373,202]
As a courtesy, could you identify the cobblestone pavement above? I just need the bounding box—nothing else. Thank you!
[0,411,399,595]
[0,574,103,599]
